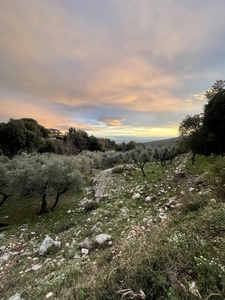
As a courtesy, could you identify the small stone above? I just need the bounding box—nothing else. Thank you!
[31,264,42,271]
[81,248,89,255]
[0,253,10,262]
[210,198,217,204]
[132,193,141,199]
[145,196,151,202]
[45,291,54,299]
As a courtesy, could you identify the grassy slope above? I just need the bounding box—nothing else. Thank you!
[0,154,225,300]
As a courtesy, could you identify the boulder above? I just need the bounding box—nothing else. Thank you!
[195,176,204,185]
[38,235,61,256]
[8,293,24,300]
[79,239,92,249]
[93,233,112,245]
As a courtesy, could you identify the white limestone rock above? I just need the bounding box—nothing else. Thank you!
[132,193,141,199]
[93,233,112,245]
[38,235,61,256]
[8,293,24,300]
[145,196,152,202]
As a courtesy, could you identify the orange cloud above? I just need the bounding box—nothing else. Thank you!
[0,98,91,133]
[98,118,125,126]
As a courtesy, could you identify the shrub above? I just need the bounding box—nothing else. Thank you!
[84,201,99,212]
[112,166,124,174]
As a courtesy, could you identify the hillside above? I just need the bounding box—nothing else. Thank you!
[0,154,225,299]
[143,137,180,148]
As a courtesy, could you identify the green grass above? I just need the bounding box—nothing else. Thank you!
[1,156,225,299]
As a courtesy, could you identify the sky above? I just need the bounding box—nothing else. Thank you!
[0,0,225,143]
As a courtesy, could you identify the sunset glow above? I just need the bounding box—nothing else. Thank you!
[1,1,225,142]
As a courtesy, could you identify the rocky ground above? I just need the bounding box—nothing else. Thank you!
[0,154,219,300]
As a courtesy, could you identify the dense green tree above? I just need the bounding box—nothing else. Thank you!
[0,119,26,156]
[179,114,209,164]
[0,118,49,156]
[88,135,103,151]
[179,114,202,137]
[66,129,88,153]
[0,156,12,207]
[205,79,225,100]
[38,138,58,154]
[202,87,225,154]
[179,80,225,161]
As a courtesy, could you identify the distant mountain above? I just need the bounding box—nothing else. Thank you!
[143,137,180,148]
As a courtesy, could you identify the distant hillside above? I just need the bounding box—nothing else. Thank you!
[143,136,179,148]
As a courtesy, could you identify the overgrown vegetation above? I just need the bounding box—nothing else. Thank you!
[1,153,225,299]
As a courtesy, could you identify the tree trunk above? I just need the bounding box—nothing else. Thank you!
[161,160,166,167]
[0,193,12,207]
[191,153,196,165]
[51,188,68,211]
[39,192,47,215]
[141,165,146,177]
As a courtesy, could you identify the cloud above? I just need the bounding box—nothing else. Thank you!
[98,117,125,127]
[191,93,205,101]
[0,0,225,141]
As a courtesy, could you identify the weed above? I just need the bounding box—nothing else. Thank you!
[1,155,225,300]
[84,201,99,212]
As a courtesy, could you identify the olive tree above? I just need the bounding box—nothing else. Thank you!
[49,155,84,211]
[103,151,126,167]
[128,145,153,176]
[10,153,84,214]
[80,150,103,172]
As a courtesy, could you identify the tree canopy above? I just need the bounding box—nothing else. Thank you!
[179,80,225,159]
[0,118,49,156]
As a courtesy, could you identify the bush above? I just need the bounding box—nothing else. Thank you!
[112,166,124,174]
[84,201,99,212]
